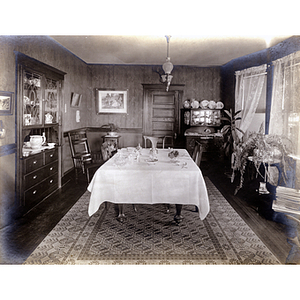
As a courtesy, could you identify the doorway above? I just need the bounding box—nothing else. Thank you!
[142,84,184,147]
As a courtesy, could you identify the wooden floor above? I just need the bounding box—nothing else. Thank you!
[202,161,291,264]
[0,161,292,264]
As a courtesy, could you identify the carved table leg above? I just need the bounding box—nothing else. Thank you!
[174,204,183,225]
[116,204,126,223]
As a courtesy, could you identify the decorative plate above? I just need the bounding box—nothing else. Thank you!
[216,101,224,109]
[208,101,216,109]
[183,100,190,108]
[191,99,199,109]
[200,100,209,109]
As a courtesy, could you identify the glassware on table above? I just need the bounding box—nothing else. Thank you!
[149,148,158,161]
[136,143,142,154]
[114,154,127,166]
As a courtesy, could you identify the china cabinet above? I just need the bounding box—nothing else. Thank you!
[16,52,65,212]
[181,108,223,161]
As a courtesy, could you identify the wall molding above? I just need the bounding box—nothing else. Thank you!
[0,143,17,157]
[63,127,143,137]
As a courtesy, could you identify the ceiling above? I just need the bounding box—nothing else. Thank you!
[50,35,292,67]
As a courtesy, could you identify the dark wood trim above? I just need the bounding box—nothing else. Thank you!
[0,143,17,157]
[64,127,143,138]
[142,83,185,91]
[142,84,184,139]
[14,51,66,81]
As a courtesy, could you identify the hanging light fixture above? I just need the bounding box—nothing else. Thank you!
[161,35,173,91]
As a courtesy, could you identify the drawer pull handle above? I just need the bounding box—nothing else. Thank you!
[33,160,37,164]
[50,167,53,171]
[49,179,53,184]
[50,154,53,158]
[33,190,37,195]
[33,175,37,179]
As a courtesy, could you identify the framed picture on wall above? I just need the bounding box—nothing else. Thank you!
[96,89,127,114]
[0,91,14,115]
[70,93,82,107]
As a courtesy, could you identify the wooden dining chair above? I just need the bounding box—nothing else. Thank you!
[162,135,174,149]
[192,141,203,212]
[195,142,204,168]
[143,136,160,149]
[192,141,201,162]
[143,135,174,149]
[68,129,104,183]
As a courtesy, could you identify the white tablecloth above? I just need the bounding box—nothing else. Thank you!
[87,148,210,220]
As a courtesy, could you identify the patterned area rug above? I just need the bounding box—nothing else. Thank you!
[24,178,280,265]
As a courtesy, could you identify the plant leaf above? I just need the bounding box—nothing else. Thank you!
[221,125,230,133]
[224,110,232,119]
[236,128,245,135]
[220,117,230,122]
[234,110,242,117]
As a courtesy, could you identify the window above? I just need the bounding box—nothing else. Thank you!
[269,51,300,188]
[235,64,267,138]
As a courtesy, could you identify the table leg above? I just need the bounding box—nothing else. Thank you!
[174,204,183,225]
[116,204,126,223]
[132,204,137,212]
[165,204,170,213]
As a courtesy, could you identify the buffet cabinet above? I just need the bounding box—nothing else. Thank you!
[181,108,223,161]
[22,148,58,209]
[185,135,223,161]
[16,52,65,212]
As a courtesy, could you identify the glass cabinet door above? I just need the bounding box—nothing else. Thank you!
[23,71,43,126]
[44,78,59,124]
[191,109,221,126]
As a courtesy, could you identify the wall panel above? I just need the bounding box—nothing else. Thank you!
[88,64,221,130]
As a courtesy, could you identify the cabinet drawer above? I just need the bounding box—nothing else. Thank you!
[24,161,58,190]
[24,175,58,206]
[24,153,43,173]
[45,148,58,164]
[44,161,58,178]
[24,182,47,205]
[24,168,45,190]
[45,175,58,193]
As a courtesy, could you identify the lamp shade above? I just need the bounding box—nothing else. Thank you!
[162,58,173,75]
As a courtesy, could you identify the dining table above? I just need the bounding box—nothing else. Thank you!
[87,147,210,224]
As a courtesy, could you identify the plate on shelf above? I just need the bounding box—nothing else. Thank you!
[183,100,190,108]
[208,101,216,109]
[216,101,224,109]
[200,100,209,109]
[191,100,199,109]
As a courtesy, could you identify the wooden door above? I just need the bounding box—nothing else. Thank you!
[143,84,184,147]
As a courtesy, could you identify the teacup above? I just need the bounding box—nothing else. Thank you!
[45,113,53,124]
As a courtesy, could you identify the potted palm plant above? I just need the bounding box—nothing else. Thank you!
[220,109,244,180]
[221,109,244,158]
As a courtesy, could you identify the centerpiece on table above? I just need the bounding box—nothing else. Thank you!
[168,150,179,162]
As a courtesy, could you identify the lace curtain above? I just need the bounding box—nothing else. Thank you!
[269,51,300,140]
[235,64,267,139]
[269,51,300,188]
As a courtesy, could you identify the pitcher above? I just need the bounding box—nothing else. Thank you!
[30,134,46,149]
